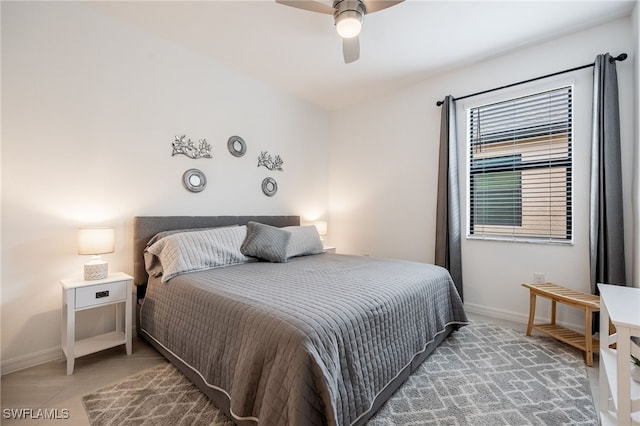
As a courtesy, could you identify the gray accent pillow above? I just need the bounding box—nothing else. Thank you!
[241,222,291,263]
[284,225,324,259]
[145,225,253,282]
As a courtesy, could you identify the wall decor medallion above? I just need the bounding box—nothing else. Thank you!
[257,151,284,171]
[261,177,278,197]
[172,135,212,159]
[227,136,247,157]
[182,169,207,192]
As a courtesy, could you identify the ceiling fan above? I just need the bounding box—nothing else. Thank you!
[276,0,405,64]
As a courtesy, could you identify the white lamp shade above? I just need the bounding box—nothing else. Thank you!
[78,228,115,255]
[314,221,328,237]
[336,11,362,38]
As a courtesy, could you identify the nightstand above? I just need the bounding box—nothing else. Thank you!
[323,246,336,254]
[60,272,133,375]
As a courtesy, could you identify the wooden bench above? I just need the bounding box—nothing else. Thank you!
[522,282,600,366]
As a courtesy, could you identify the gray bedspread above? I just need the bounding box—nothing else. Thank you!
[140,253,467,426]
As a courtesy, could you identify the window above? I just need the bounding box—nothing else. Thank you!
[467,86,572,242]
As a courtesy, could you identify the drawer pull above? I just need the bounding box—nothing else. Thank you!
[95,291,109,299]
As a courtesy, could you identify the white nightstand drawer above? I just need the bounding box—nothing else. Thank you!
[75,280,127,309]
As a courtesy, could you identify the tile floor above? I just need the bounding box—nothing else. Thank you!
[0,313,600,425]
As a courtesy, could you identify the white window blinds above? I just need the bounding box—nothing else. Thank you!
[468,86,573,242]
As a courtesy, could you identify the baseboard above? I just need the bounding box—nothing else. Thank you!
[464,302,530,325]
[1,347,62,376]
[464,302,587,334]
[2,324,138,375]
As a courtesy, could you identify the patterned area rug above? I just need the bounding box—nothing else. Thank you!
[82,322,598,425]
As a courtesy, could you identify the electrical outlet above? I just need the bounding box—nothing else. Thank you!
[533,272,545,284]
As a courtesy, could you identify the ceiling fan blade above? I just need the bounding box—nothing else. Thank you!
[343,36,360,64]
[275,0,335,14]
[362,0,404,14]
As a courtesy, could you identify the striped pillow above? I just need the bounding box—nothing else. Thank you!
[284,225,324,259]
[146,225,253,282]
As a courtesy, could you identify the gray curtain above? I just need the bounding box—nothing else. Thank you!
[590,53,627,296]
[435,96,463,300]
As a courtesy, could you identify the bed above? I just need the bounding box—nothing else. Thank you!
[133,216,467,426]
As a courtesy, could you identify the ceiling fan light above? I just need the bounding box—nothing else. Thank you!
[335,10,362,38]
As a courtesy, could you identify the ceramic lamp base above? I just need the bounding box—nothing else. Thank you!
[84,260,108,280]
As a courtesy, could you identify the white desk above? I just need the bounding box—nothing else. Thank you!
[598,284,640,425]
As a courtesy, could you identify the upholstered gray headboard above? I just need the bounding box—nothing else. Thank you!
[133,216,300,286]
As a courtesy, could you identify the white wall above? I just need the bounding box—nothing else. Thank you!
[2,2,637,375]
[1,2,330,373]
[329,18,636,327]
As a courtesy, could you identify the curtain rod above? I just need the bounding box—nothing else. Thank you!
[435,53,628,107]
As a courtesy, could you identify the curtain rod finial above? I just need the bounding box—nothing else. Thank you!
[610,53,628,63]
[436,100,444,107]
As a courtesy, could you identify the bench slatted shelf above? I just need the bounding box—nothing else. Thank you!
[522,282,600,366]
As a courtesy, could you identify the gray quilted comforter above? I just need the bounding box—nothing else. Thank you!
[140,253,467,426]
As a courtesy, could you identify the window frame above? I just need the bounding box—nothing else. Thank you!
[464,84,575,245]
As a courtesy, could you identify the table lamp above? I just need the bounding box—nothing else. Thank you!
[78,227,114,280]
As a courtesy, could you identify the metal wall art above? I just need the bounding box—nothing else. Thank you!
[182,169,207,192]
[172,135,212,159]
[257,151,284,171]
[262,177,278,197]
[227,136,247,157]
[169,134,285,197]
